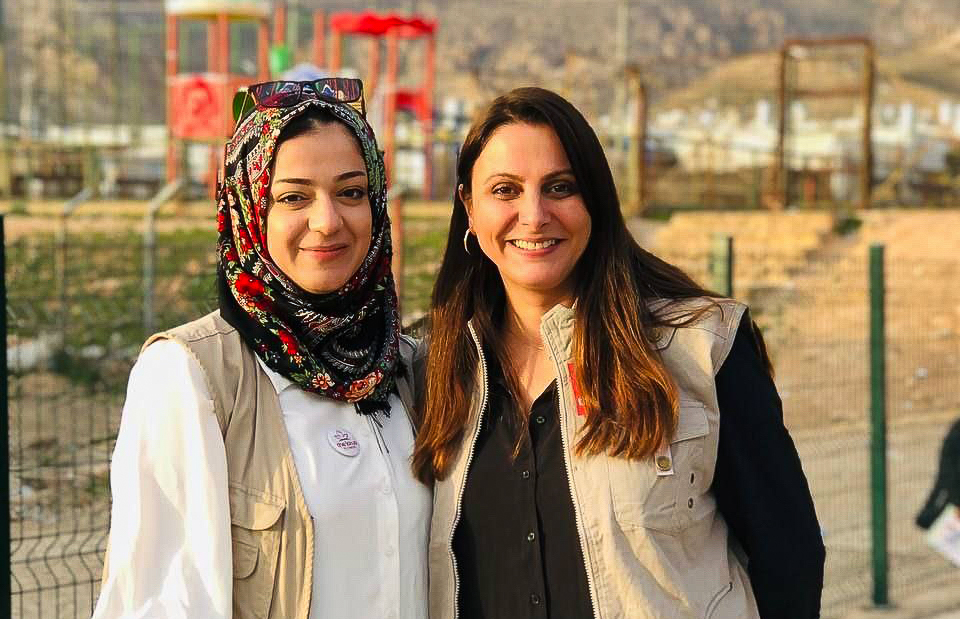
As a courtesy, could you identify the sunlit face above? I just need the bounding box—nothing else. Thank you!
[464,122,591,303]
[266,123,372,294]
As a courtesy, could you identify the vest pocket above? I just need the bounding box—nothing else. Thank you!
[608,402,709,535]
[229,485,286,619]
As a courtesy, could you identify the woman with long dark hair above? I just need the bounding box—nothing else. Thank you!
[94,80,430,619]
[413,87,824,618]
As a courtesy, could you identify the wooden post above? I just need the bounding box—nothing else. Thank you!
[635,77,647,213]
[330,29,342,72]
[312,10,325,67]
[775,45,788,210]
[422,34,436,199]
[166,14,179,182]
[273,2,286,46]
[217,13,230,135]
[257,19,270,79]
[383,31,399,187]
[390,189,405,307]
[367,37,380,100]
[861,42,875,210]
[207,22,217,73]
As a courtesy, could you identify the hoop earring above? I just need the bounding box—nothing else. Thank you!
[463,229,472,255]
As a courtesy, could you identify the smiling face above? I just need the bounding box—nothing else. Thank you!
[265,122,372,294]
[464,122,591,304]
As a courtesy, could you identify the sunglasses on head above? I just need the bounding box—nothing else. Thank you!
[232,78,366,129]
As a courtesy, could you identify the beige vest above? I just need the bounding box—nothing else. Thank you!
[428,298,761,619]
[104,310,416,619]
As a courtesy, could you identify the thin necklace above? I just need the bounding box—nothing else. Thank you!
[504,324,545,351]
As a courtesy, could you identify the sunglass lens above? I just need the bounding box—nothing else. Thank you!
[250,81,301,108]
[313,78,363,103]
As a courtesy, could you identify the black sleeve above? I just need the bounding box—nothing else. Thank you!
[712,310,826,619]
[937,419,960,508]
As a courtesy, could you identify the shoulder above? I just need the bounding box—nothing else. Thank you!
[142,310,247,377]
[648,296,748,373]
[124,340,215,431]
[145,310,237,349]
[133,339,206,388]
[141,311,252,434]
[398,333,420,363]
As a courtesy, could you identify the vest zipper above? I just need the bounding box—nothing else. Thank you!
[449,322,490,619]
[548,339,601,619]
[705,581,733,618]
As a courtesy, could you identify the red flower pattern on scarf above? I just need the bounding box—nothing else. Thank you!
[235,272,264,297]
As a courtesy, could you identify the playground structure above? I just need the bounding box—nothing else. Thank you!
[328,12,437,196]
[165,0,270,192]
[164,1,437,197]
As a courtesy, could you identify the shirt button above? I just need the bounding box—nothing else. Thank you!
[530,593,542,606]
[381,484,392,495]
[688,497,695,508]
[385,547,395,557]
[534,415,546,424]
[656,455,672,471]
[521,470,531,480]
[526,531,536,542]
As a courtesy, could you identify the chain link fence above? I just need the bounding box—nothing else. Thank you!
[5,213,960,618]
[6,225,217,619]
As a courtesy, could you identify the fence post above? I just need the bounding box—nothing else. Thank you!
[869,243,889,606]
[708,234,734,297]
[0,215,10,619]
[142,179,185,336]
[57,188,93,347]
[387,184,406,313]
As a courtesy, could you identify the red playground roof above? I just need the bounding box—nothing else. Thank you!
[329,11,437,37]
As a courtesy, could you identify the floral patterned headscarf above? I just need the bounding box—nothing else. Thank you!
[216,97,399,415]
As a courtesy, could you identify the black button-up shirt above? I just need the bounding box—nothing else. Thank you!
[452,313,824,619]
[453,354,592,619]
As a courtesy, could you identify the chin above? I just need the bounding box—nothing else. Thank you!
[511,277,573,295]
[300,276,349,295]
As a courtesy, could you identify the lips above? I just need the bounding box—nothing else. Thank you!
[301,244,347,252]
[300,244,348,260]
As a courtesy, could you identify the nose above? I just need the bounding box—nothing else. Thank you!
[307,196,343,235]
[516,192,550,230]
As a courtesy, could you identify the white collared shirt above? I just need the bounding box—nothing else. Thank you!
[92,339,432,619]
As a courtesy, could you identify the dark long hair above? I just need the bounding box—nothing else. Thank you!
[412,87,719,483]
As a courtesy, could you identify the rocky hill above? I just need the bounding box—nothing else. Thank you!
[6,0,960,125]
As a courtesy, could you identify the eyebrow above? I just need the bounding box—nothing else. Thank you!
[482,168,575,184]
[274,170,367,185]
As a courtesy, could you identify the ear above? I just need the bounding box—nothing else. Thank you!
[458,183,472,213]
[458,183,475,229]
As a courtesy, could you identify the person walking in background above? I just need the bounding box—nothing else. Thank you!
[413,87,824,619]
[917,418,960,529]
[92,79,430,619]
[916,417,960,566]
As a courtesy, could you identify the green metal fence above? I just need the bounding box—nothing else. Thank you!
[661,237,960,617]
[4,217,960,618]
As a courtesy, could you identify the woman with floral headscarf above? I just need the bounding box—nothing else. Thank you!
[93,82,431,619]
